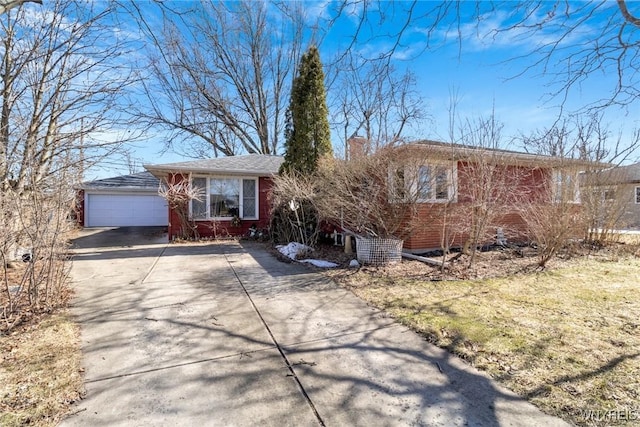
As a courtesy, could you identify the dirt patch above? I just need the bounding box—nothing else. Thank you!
[307,240,640,280]
[307,242,545,280]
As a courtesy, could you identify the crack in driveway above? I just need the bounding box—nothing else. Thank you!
[224,253,326,427]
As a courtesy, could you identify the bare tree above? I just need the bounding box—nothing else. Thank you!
[122,1,640,161]
[127,1,305,157]
[517,115,617,265]
[325,1,640,112]
[319,1,452,67]
[490,1,640,110]
[331,53,426,156]
[520,113,633,162]
[127,1,429,159]
[518,169,585,268]
[441,95,532,267]
[1,170,75,330]
[1,0,138,194]
[581,170,630,244]
[0,0,40,15]
[1,0,138,329]
[314,146,439,240]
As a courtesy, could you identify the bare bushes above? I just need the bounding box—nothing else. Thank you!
[518,173,585,268]
[456,156,532,267]
[581,167,631,244]
[270,147,434,250]
[520,203,584,268]
[1,182,75,331]
[519,113,640,255]
[314,148,429,239]
[158,176,203,240]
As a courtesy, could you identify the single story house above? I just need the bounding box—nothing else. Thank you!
[346,139,595,253]
[77,171,168,227]
[79,142,600,249]
[144,154,284,239]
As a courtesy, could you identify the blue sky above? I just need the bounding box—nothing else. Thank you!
[87,1,640,179]
[322,1,640,140]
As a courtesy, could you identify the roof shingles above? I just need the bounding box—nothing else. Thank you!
[80,171,160,190]
[144,154,284,177]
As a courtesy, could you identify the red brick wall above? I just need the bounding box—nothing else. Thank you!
[258,176,273,226]
[405,204,452,250]
[456,161,549,204]
[167,174,274,240]
[166,173,184,239]
[404,162,552,252]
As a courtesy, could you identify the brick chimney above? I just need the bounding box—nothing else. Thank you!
[347,136,369,160]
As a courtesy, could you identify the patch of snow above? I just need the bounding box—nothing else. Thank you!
[300,259,338,268]
[349,259,360,268]
[276,242,313,260]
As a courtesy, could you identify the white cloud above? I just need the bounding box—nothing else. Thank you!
[412,3,601,56]
[304,0,332,23]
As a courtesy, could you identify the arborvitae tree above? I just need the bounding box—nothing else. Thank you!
[280,45,332,175]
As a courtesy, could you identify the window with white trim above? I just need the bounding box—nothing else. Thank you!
[390,163,456,202]
[190,176,259,220]
[417,164,453,202]
[552,169,580,203]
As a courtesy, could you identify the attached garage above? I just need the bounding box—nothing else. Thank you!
[79,172,168,227]
[85,193,167,227]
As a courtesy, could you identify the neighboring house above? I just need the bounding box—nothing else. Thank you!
[145,154,283,239]
[353,140,593,253]
[78,171,168,227]
[584,162,640,229]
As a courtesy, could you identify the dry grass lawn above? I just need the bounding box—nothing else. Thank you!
[0,311,83,426]
[330,254,640,426]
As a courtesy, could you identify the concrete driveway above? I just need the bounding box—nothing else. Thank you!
[62,227,568,427]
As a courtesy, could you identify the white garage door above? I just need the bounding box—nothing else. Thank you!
[86,193,168,227]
